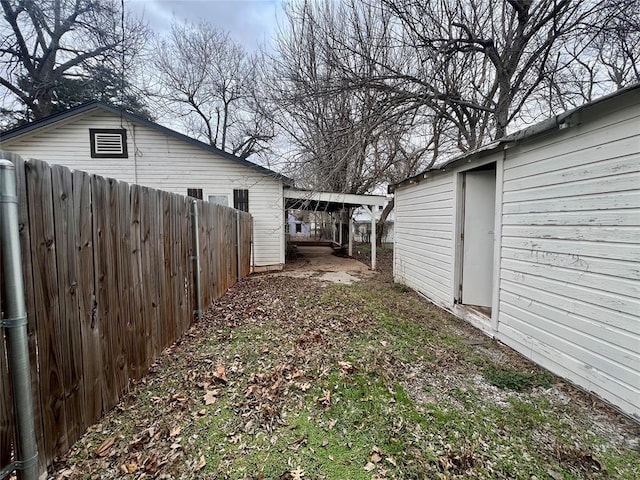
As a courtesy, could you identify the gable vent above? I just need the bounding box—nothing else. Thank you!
[90,128,128,158]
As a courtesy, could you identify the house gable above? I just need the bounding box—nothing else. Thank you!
[0,106,287,268]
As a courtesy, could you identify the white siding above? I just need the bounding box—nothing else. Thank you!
[393,92,640,419]
[497,100,640,419]
[0,111,285,268]
[394,174,455,308]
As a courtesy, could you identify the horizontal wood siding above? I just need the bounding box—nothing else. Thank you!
[394,174,455,307]
[1,111,284,267]
[498,100,640,419]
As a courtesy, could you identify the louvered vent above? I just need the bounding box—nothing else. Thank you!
[89,129,128,158]
[95,133,124,154]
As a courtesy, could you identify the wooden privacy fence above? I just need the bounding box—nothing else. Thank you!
[0,154,252,472]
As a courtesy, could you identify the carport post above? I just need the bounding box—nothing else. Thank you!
[370,205,377,270]
[331,213,336,242]
[338,209,343,245]
[348,208,353,257]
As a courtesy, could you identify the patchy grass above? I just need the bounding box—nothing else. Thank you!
[483,364,554,392]
[51,250,640,479]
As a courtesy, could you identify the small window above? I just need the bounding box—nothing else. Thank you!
[89,129,128,158]
[233,189,249,212]
[208,195,229,206]
[187,188,203,199]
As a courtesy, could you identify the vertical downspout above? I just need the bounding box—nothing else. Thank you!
[0,159,38,480]
[190,200,202,323]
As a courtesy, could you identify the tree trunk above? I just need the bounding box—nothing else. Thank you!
[376,197,394,247]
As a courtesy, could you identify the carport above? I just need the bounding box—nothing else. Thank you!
[284,188,387,269]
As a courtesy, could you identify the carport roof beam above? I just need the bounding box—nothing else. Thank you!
[284,188,387,212]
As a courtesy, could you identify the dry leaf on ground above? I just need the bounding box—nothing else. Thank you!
[95,437,115,457]
[213,365,228,382]
[195,455,206,471]
[203,390,217,405]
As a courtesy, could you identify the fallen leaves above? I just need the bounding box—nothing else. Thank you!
[49,271,640,480]
[203,390,217,405]
[95,437,115,457]
[213,365,228,383]
[120,461,138,474]
[338,360,355,373]
[290,466,305,479]
[194,455,206,471]
[317,389,332,408]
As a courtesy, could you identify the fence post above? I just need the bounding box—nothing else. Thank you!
[190,200,202,322]
[0,160,38,480]
[236,210,241,281]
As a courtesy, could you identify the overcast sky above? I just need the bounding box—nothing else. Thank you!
[128,0,283,51]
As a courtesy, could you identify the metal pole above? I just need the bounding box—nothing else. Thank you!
[348,208,353,257]
[190,200,202,322]
[370,205,377,270]
[0,159,38,480]
[236,210,241,281]
[250,217,255,273]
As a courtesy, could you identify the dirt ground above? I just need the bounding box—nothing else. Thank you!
[49,245,639,479]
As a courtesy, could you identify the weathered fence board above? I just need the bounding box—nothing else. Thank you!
[129,185,144,381]
[73,170,100,429]
[27,159,67,460]
[51,165,85,449]
[0,156,253,474]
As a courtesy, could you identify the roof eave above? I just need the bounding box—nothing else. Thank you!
[1,101,293,185]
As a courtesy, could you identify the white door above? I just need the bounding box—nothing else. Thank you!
[461,169,496,307]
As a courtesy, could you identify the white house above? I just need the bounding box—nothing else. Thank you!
[391,84,640,419]
[0,101,292,270]
[352,203,395,244]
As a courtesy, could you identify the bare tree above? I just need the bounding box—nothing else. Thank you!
[376,0,626,147]
[541,0,640,110]
[151,20,272,159]
[269,0,639,244]
[267,0,439,195]
[0,0,147,122]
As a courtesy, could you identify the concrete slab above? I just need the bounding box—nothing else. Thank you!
[270,246,374,284]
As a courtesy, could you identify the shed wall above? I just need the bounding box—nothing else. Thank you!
[394,174,455,307]
[497,101,640,418]
[393,95,640,419]
[0,111,285,268]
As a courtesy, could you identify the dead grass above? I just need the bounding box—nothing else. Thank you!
[50,248,640,479]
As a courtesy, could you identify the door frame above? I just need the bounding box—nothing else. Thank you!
[452,154,505,332]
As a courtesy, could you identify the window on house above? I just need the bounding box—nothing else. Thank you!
[233,189,249,212]
[89,129,128,158]
[187,188,203,199]
[208,195,228,206]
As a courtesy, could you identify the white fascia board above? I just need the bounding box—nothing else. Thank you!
[284,189,387,207]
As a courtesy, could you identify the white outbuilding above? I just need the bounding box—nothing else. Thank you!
[391,84,640,419]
